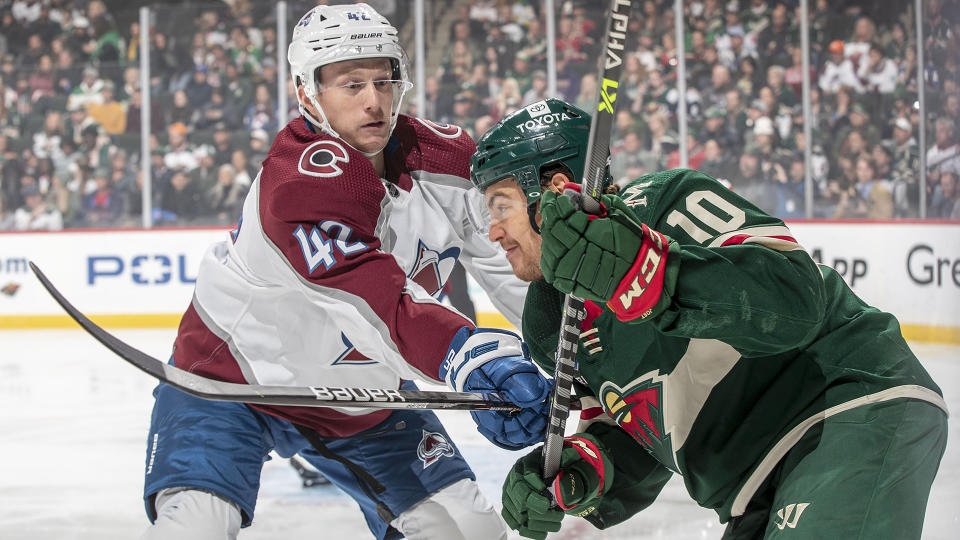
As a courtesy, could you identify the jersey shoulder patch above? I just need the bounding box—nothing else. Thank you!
[393,115,475,184]
[260,118,387,232]
[297,139,351,178]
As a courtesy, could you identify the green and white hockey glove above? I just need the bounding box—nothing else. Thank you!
[539,187,671,321]
[501,434,614,539]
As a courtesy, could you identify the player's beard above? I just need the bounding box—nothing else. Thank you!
[509,235,544,282]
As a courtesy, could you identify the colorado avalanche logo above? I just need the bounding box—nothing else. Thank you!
[408,241,460,297]
[332,333,377,366]
[296,9,314,28]
[600,376,678,472]
[415,118,462,139]
[417,430,456,469]
[299,140,350,177]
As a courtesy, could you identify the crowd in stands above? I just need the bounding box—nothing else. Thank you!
[429,0,960,219]
[0,0,958,231]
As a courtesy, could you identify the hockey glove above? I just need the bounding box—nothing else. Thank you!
[440,327,552,450]
[502,434,614,539]
[540,189,672,321]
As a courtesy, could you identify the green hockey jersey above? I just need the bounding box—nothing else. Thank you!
[523,169,946,528]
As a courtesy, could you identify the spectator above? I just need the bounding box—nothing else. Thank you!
[736,55,761,97]
[248,129,269,169]
[820,39,863,93]
[118,66,140,102]
[440,39,475,88]
[834,155,894,218]
[27,54,57,102]
[242,83,275,132]
[707,103,736,146]
[13,183,62,230]
[492,77,523,120]
[163,122,197,172]
[889,116,920,216]
[611,130,648,185]
[473,115,496,143]
[929,169,960,218]
[735,147,778,214]
[521,70,549,106]
[195,88,236,131]
[636,68,671,113]
[700,138,733,180]
[81,168,124,226]
[229,26,262,75]
[766,64,798,108]
[205,163,246,224]
[573,72,597,113]
[32,111,64,161]
[775,157,807,219]
[517,17,547,65]
[927,117,960,177]
[838,102,881,153]
[230,148,255,189]
[67,66,105,111]
[22,32,48,66]
[845,15,877,63]
[702,64,734,112]
[124,88,162,134]
[716,24,755,73]
[210,122,234,167]
[158,169,204,223]
[667,132,706,170]
[743,0,772,35]
[756,3,792,69]
[85,81,126,134]
[184,65,213,109]
[783,45,812,98]
[167,90,193,128]
[857,41,899,94]
[189,145,218,194]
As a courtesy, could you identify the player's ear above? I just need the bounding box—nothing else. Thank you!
[547,172,569,193]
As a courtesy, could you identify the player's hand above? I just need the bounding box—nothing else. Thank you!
[502,434,614,539]
[441,327,551,450]
[540,189,672,321]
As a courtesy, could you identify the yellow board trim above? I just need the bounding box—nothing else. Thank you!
[3,314,957,345]
[900,324,960,345]
[0,314,183,329]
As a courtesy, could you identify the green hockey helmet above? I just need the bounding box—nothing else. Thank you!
[471,98,609,207]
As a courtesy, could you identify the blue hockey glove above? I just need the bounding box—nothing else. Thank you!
[440,327,552,450]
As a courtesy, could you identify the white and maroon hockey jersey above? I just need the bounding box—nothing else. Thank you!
[172,115,528,437]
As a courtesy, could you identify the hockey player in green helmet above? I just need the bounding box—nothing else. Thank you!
[471,98,948,540]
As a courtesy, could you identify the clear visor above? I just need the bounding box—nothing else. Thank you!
[317,79,413,121]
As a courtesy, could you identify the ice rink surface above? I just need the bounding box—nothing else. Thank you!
[0,329,956,539]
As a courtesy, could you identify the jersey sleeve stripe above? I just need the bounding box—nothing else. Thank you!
[707,225,801,251]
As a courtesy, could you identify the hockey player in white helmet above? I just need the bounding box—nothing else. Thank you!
[140,4,550,539]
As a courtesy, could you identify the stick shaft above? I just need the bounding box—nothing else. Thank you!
[29,261,581,412]
[542,0,634,481]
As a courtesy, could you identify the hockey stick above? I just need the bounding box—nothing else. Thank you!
[541,0,634,481]
[30,262,582,412]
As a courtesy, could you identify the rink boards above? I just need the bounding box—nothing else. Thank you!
[1,221,958,343]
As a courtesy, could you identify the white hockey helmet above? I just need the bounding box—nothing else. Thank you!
[287,3,412,153]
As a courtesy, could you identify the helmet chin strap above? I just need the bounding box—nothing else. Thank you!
[527,203,541,235]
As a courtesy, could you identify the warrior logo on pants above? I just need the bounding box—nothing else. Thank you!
[417,430,456,469]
